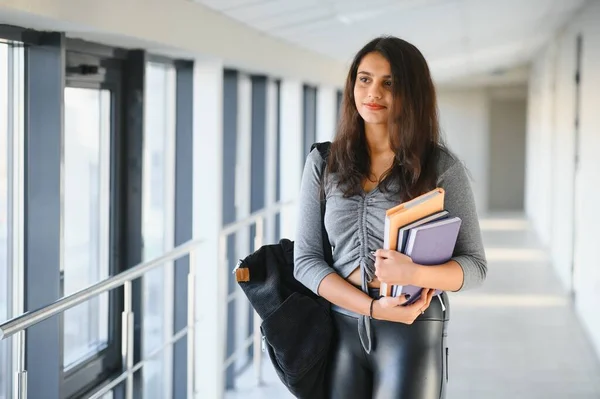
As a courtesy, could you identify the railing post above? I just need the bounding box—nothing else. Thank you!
[122,281,134,399]
[187,249,197,398]
[14,330,27,399]
[253,218,264,386]
[218,233,229,398]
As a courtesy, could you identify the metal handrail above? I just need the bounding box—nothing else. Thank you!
[0,236,203,399]
[0,198,296,399]
[217,199,295,388]
[220,200,293,236]
[0,238,202,340]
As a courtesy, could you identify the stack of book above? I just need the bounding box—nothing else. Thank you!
[380,188,462,303]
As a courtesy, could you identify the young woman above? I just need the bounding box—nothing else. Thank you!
[293,36,487,398]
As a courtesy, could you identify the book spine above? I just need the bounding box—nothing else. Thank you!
[380,216,393,296]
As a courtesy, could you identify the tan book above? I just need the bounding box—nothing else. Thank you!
[379,187,446,296]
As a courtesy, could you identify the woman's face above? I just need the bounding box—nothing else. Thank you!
[354,51,394,126]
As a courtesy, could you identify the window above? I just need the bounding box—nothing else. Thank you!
[141,61,176,399]
[61,44,124,398]
[62,87,111,368]
[0,40,24,399]
[0,40,9,399]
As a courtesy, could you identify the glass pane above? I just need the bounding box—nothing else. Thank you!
[0,41,24,399]
[99,391,114,399]
[142,62,176,399]
[63,87,111,369]
[0,42,9,399]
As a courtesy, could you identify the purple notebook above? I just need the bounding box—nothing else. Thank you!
[396,216,462,304]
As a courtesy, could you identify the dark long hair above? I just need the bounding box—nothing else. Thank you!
[328,36,445,201]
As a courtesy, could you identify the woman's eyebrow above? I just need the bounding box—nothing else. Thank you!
[357,71,392,78]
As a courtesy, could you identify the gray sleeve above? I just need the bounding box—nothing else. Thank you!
[293,149,337,295]
[438,160,488,291]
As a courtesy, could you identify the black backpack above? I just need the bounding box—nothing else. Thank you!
[234,142,333,399]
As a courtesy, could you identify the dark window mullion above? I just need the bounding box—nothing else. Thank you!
[122,49,147,399]
[222,69,238,390]
[24,31,65,399]
[246,75,267,365]
[302,85,317,160]
[172,60,194,399]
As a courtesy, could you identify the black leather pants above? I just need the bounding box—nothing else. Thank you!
[328,291,450,399]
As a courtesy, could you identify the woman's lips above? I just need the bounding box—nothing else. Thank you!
[364,103,385,110]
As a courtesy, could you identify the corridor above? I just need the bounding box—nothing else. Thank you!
[228,214,600,399]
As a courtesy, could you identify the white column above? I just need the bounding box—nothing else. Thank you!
[162,64,177,399]
[278,80,303,240]
[265,80,278,244]
[8,45,26,399]
[316,85,337,142]
[192,59,225,399]
[234,73,252,371]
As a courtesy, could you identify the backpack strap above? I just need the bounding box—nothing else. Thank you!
[310,142,333,267]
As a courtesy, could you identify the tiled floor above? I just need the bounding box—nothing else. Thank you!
[226,214,600,399]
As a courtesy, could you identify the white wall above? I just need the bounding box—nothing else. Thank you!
[571,3,600,360]
[529,32,577,291]
[527,0,600,361]
[0,0,346,86]
[550,28,578,293]
[437,89,491,215]
[488,96,527,212]
[525,43,558,248]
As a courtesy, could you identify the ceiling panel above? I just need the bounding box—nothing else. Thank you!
[249,6,333,32]
[274,1,462,43]
[329,0,457,25]
[226,1,322,22]
[197,0,277,11]
[277,1,465,64]
[194,0,587,83]
[274,17,347,39]
[464,0,554,36]
[540,0,588,31]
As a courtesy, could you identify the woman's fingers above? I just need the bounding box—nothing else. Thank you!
[378,294,410,309]
[406,289,434,317]
[425,289,435,307]
[381,289,440,324]
[419,289,437,314]
[405,290,427,312]
[417,289,430,312]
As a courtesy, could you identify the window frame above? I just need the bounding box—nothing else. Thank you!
[59,41,127,399]
[139,59,178,399]
[0,31,26,399]
[0,27,192,398]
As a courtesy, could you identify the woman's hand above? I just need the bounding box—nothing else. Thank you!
[374,249,418,286]
[372,288,435,324]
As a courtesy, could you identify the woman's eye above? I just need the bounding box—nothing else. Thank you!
[384,81,392,87]
[359,77,369,83]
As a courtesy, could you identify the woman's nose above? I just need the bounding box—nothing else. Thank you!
[368,85,383,99]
